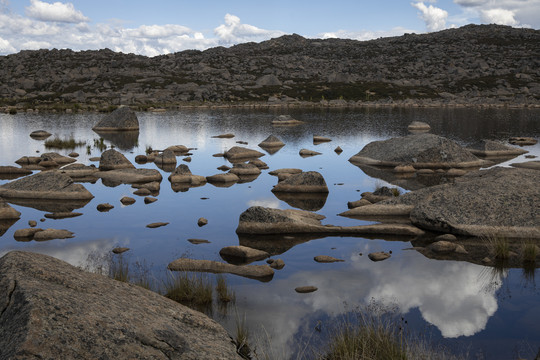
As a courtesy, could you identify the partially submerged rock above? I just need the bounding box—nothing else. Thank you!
[146,222,169,228]
[165,145,189,154]
[466,140,528,157]
[59,163,99,179]
[295,286,317,293]
[99,149,135,171]
[40,152,77,165]
[97,168,162,185]
[0,171,94,200]
[219,245,270,264]
[0,199,21,220]
[258,135,285,149]
[212,133,235,139]
[92,106,139,131]
[509,137,537,146]
[407,121,431,132]
[511,161,540,171]
[206,173,240,185]
[97,203,114,212]
[272,171,329,193]
[44,212,82,219]
[368,252,391,262]
[313,135,332,144]
[197,217,208,227]
[14,228,74,241]
[0,166,32,177]
[248,159,269,169]
[314,255,344,263]
[224,146,265,161]
[299,149,321,157]
[112,247,129,254]
[272,115,303,126]
[154,149,177,165]
[168,258,274,282]
[268,168,303,176]
[120,196,136,205]
[236,206,424,236]
[349,133,488,169]
[0,251,241,359]
[29,130,51,139]
[229,163,262,176]
[273,191,328,211]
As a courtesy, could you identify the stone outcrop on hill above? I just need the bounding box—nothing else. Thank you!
[0,251,241,359]
[1,25,539,110]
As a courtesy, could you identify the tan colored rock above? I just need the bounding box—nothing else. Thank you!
[393,165,415,173]
[212,133,235,138]
[219,246,269,263]
[295,286,317,293]
[368,252,391,262]
[144,197,157,204]
[33,229,74,241]
[112,247,129,254]
[0,199,21,220]
[271,171,329,193]
[313,135,332,143]
[224,146,265,161]
[120,196,136,205]
[97,168,162,184]
[197,218,208,227]
[268,168,303,176]
[168,258,274,281]
[347,199,372,209]
[314,255,344,263]
[146,222,169,228]
[97,203,114,212]
[299,149,321,157]
[99,149,135,171]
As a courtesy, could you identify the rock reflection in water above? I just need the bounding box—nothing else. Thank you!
[5,197,92,214]
[354,164,455,190]
[0,218,19,237]
[272,191,328,211]
[93,130,139,151]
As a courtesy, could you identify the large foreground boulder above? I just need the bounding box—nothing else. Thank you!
[271,171,329,193]
[0,251,241,359]
[0,171,94,200]
[342,167,540,238]
[92,106,139,131]
[349,133,488,169]
[99,149,135,171]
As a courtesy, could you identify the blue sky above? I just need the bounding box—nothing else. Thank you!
[1,0,539,56]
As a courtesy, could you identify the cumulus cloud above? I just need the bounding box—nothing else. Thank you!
[25,0,89,23]
[480,8,519,25]
[214,13,285,45]
[453,0,540,27]
[320,26,416,41]
[412,1,449,31]
[0,35,15,53]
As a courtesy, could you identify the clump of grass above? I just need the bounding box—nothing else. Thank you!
[391,188,401,197]
[145,145,154,155]
[521,241,539,264]
[131,260,155,291]
[44,137,86,149]
[485,234,510,260]
[235,311,251,359]
[109,255,129,283]
[216,275,236,303]
[163,271,213,308]
[93,138,107,151]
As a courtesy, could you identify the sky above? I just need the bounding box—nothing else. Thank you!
[0,0,539,56]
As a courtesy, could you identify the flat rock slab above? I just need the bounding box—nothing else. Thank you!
[314,255,345,263]
[272,115,303,126]
[40,152,77,165]
[146,222,169,228]
[0,251,240,359]
[510,161,540,171]
[272,171,329,193]
[0,166,32,176]
[206,173,240,184]
[168,164,207,185]
[224,146,265,161]
[97,168,162,184]
[188,239,211,244]
[15,228,74,241]
[295,286,317,293]
[229,163,261,176]
[408,121,431,132]
[349,133,488,169]
[92,106,140,131]
[168,258,274,282]
[236,206,424,236]
[29,130,51,138]
[268,168,303,176]
[368,252,391,262]
[0,171,94,200]
[44,212,82,219]
[466,140,528,157]
[219,246,269,263]
[313,135,332,143]
[212,133,235,138]
[59,163,99,178]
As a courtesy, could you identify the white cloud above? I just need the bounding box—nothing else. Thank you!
[480,8,519,25]
[123,24,192,39]
[21,39,51,50]
[320,26,416,41]
[214,13,285,45]
[412,2,449,31]
[25,0,89,23]
[0,35,15,53]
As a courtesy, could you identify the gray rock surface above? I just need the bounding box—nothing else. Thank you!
[224,146,265,161]
[271,171,329,193]
[0,166,32,176]
[0,199,21,219]
[92,106,139,131]
[206,173,240,184]
[168,258,274,282]
[229,163,261,176]
[99,149,135,171]
[258,135,285,149]
[511,161,540,171]
[59,163,99,179]
[0,251,241,360]
[0,171,94,200]
[466,140,528,157]
[349,133,487,168]
[154,149,177,165]
[407,121,431,132]
[97,168,162,184]
[168,165,207,186]
[29,130,51,139]
[219,246,269,263]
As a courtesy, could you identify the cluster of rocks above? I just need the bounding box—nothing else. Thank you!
[1,24,539,111]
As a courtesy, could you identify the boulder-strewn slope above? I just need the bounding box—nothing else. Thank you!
[0,251,242,359]
[1,24,539,110]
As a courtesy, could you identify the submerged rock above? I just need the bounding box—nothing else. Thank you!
[224,146,265,161]
[99,149,135,171]
[509,137,537,146]
[258,135,285,149]
[349,133,488,169]
[212,133,235,139]
[314,255,344,263]
[92,106,139,131]
[0,251,241,359]
[272,171,329,193]
[466,140,528,157]
[168,258,274,282]
[0,171,94,200]
[97,168,162,184]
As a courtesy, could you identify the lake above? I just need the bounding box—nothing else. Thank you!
[1,106,539,359]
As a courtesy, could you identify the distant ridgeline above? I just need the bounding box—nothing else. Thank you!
[1,24,539,111]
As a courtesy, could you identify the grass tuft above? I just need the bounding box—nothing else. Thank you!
[216,275,236,303]
[109,255,129,283]
[235,311,251,359]
[163,271,213,309]
[521,241,538,263]
[485,234,510,260]
[44,137,86,149]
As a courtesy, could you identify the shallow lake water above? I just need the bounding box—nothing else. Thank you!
[1,107,539,359]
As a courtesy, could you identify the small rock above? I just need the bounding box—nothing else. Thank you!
[97,203,114,212]
[393,165,415,173]
[133,188,151,196]
[212,133,235,139]
[428,241,457,253]
[120,196,136,205]
[33,228,74,241]
[135,155,148,163]
[313,135,332,144]
[314,255,345,263]
[188,239,210,244]
[408,121,431,132]
[368,252,391,262]
[183,157,192,162]
[14,228,43,240]
[435,234,458,241]
[146,222,169,228]
[112,247,129,254]
[219,246,269,262]
[144,197,157,204]
[334,146,343,154]
[299,149,321,157]
[28,220,37,227]
[197,218,208,227]
[68,152,79,158]
[217,165,230,171]
[446,168,466,176]
[295,286,318,293]
[347,199,372,209]
[509,137,537,146]
[267,259,285,270]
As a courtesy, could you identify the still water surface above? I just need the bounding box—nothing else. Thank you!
[1,107,539,359]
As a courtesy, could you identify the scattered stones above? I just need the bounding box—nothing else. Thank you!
[146,222,169,228]
[212,133,235,138]
[299,149,322,157]
[92,106,140,131]
[219,245,269,263]
[144,197,157,204]
[0,251,241,359]
[368,252,391,262]
[120,196,136,205]
[197,217,208,227]
[188,238,211,244]
[168,258,274,281]
[112,247,129,254]
[267,258,285,270]
[295,286,317,293]
[314,255,344,263]
[99,149,135,171]
[97,203,114,212]
[272,171,329,193]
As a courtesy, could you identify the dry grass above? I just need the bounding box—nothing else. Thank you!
[44,137,86,149]
[485,234,510,260]
[163,271,213,308]
[521,241,539,263]
[216,275,236,303]
[109,255,130,282]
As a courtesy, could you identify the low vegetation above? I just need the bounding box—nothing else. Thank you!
[486,234,510,260]
[163,271,213,307]
[44,137,86,149]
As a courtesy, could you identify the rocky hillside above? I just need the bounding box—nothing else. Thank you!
[1,24,539,111]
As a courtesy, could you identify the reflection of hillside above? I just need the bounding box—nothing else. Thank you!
[93,130,139,150]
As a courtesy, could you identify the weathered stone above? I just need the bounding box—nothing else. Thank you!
[393,165,416,173]
[206,173,240,184]
[198,217,208,227]
[435,233,458,241]
[295,286,317,293]
[33,228,74,241]
[13,228,43,240]
[68,152,79,158]
[154,149,177,166]
[219,246,269,263]
[267,258,285,270]
[146,222,169,228]
[313,135,331,143]
[229,163,262,176]
[509,137,537,146]
[97,168,162,185]
[314,255,344,263]
[28,220,37,227]
[188,238,211,244]
[217,165,230,171]
[135,154,148,163]
[347,199,372,209]
[258,135,285,149]
[299,149,321,157]
[334,146,343,154]
[29,130,51,139]
[59,163,99,178]
[428,241,458,253]
[224,146,265,161]
[120,196,136,205]
[132,181,161,192]
[368,252,391,262]
[97,203,114,212]
[168,258,274,282]
[44,212,82,219]
[0,166,32,176]
[40,152,77,165]
[0,171,94,200]
[349,134,488,169]
[511,161,540,171]
[134,188,152,196]
[212,133,235,139]
[0,251,241,359]
[167,164,206,186]
[248,159,268,169]
[99,149,135,171]
[272,171,329,193]
[466,140,528,157]
[0,199,21,219]
[92,106,139,131]
[112,247,129,254]
[268,168,303,176]
[144,197,157,204]
[408,121,431,132]
[15,156,41,165]
[272,115,303,126]
[165,145,189,154]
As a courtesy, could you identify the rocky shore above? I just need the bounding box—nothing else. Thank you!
[1,24,539,112]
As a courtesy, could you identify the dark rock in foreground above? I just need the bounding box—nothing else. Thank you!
[0,251,241,359]
[92,106,139,131]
